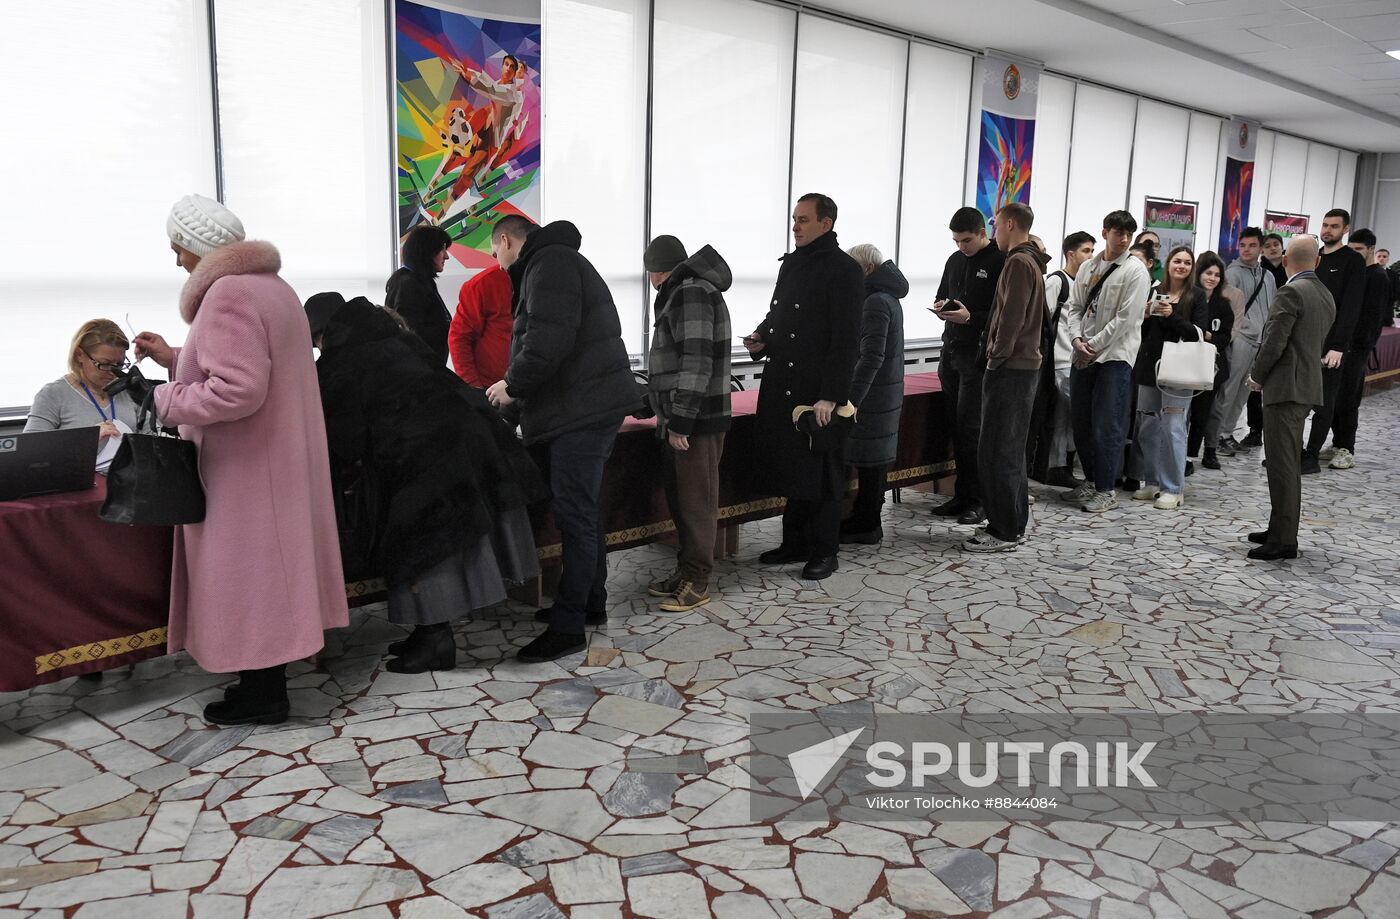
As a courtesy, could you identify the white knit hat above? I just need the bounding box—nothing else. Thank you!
[166,194,246,257]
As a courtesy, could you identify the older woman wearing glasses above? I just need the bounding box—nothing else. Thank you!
[25,319,142,441]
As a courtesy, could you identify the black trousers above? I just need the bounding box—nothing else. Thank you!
[937,345,983,506]
[979,367,1038,541]
[782,497,841,560]
[1330,349,1370,452]
[1304,364,1346,456]
[1246,390,1263,432]
[847,465,888,531]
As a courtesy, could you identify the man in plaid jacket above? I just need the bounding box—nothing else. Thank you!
[642,235,733,612]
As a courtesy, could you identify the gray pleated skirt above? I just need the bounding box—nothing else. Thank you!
[387,506,540,625]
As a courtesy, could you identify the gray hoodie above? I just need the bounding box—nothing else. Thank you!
[1224,258,1276,344]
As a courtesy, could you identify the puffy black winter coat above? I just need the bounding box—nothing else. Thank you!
[750,231,864,499]
[316,298,544,584]
[844,260,907,468]
[504,221,639,445]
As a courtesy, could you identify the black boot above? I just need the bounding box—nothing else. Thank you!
[387,623,456,673]
[205,665,289,726]
[518,630,587,663]
[1202,448,1220,470]
[387,628,427,658]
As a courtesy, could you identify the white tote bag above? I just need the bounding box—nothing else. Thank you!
[1156,339,1217,391]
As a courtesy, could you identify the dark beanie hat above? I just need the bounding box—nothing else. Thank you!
[643,235,688,272]
[305,292,347,337]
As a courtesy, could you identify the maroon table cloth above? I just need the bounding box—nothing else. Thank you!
[1369,325,1400,383]
[0,476,173,692]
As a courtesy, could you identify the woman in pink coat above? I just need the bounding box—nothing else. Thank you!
[135,194,348,726]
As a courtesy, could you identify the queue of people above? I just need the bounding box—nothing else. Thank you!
[24,191,1396,725]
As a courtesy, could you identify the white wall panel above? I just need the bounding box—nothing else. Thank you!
[1269,134,1310,217]
[899,43,974,341]
[1302,143,1340,235]
[1128,100,1190,229]
[1032,74,1077,267]
[1064,85,1136,247]
[1183,112,1222,253]
[1248,130,1276,229]
[544,0,650,352]
[791,15,907,260]
[651,0,794,344]
[1334,151,1358,222]
[216,0,390,305]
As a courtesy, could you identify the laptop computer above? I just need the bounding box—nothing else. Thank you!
[0,428,100,501]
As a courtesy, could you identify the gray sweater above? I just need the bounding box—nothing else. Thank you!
[24,378,142,433]
[1224,259,1276,343]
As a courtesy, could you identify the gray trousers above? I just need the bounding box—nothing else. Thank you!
[1262,401,1311,546]
[1207,335,1261,442]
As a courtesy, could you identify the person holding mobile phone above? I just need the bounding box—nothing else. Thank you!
[930,206,1006,527]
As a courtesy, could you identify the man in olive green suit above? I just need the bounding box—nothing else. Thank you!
[1247,235,1335,560]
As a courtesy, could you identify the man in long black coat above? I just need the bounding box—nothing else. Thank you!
[744,193,864,581]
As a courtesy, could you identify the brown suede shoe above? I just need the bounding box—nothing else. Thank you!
[647,571,683,598]
[659,580,711,612]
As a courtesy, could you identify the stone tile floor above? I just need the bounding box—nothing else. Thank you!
[2,389,1400,918]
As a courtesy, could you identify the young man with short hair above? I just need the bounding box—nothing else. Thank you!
[1062,211,1152,513]
[1302,208,1368,473]
[1323,228,1391,469]
[1261,233,1288,290]
[966,202,1048,552]
[1029,230,1095,487]
[1209,227,1276,462]
[931,206,1005,526]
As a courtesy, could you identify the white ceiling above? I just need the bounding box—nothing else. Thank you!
[806,0,1400,152]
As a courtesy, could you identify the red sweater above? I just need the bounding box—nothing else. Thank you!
[448,266,513,387]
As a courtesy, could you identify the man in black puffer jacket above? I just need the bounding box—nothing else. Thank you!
[486,217,638,663]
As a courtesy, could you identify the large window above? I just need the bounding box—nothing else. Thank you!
[0,0,217,409]
[1063,85,1137,247]
[790,15,907,261]
[899,43,975,340]
[1128,100,1190,228]
[1182,112,1222,252]
[1268,134,1310,216]
[650,0,795,343]
[543,0,650,353]
[1248,130,1276,229]
[1302,143,1341,235]
[214,0,391,306]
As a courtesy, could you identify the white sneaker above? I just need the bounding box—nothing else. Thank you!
[1329,448,1355,470]
[1318,446,1337,462]
[1153,493,1184,509]
[1132,486,1159,502]
[1061,482,1095,503]
[1082,492,1118,514]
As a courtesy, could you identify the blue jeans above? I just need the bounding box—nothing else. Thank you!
[536,424,617,633]
[1129,385,1192,495]
[1070,360,1133,493]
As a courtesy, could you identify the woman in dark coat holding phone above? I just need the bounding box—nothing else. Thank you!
[308,293,543,672]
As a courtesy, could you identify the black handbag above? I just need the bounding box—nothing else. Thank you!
[100,390,206,526]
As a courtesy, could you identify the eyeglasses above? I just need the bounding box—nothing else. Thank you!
[85,352,131,374]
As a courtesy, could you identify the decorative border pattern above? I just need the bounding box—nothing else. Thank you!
[35,627,168,676]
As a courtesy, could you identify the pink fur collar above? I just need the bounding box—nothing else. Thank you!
[178,240,282,323]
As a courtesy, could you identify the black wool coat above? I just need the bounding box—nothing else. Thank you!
[751,231,864,499]
[505,221,639,446]
[384,266,452,366]
[317,299,544,585]
[845,260,908,468]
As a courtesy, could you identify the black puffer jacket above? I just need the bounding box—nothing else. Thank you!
[317,298,544,584]
[384,267,451,366]
[845,260,907,468]
[505,221,638,445]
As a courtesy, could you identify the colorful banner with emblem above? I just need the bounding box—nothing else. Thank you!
[1217,118,1259,262]
[1144,197,1198,256]
[394,0,542,270]
[974,55,1040,233]
[1264,211,1310,240]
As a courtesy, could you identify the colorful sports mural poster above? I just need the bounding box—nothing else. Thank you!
[1216,118,1258,262]
[1144,197,1197,255]
[395,0,541,269]
[975,55,1039,233]
[1264,211,1310,240]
